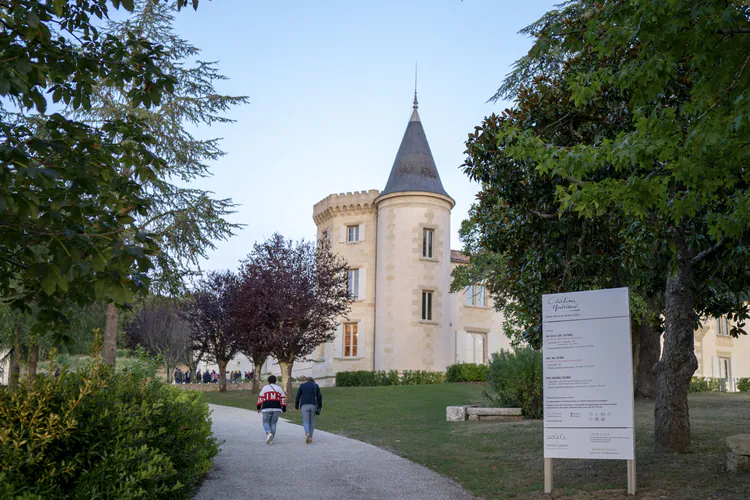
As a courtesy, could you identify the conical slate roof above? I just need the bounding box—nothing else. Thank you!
[380,99,451,199]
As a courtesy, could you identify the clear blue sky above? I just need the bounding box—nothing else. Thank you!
[171,0,557,272]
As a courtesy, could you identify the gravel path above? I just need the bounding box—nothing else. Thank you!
[192,404,475,500]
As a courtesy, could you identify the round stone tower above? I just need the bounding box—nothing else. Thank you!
[374,95,455,372]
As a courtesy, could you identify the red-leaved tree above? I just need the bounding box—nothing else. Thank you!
[231,266,274,393]
[241,234,350,397]
[182,270,240,392]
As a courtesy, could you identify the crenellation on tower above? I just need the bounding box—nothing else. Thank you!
[312,190,380,225]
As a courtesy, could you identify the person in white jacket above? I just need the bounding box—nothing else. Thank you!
[256,375,287,444]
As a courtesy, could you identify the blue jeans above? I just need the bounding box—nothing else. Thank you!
[301,404,317,437]
[262,411,280,435]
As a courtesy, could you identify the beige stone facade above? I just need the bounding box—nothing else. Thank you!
[693,315,750,390]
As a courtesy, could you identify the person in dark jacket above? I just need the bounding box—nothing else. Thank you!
[295,377,322,443]
[202,370,210,384]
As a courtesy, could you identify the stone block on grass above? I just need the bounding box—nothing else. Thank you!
[478,415,525,422]
[727,434,750,473]
[468,414,479,421]
[446,406,467,422]
[727,452,750,473]
[727,434,750,456]
[466,407,523,417]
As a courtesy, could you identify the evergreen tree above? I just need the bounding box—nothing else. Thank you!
[72,0,248,366]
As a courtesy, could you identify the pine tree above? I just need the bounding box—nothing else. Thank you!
[72,0,248,366]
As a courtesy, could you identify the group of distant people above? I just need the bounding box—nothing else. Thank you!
[173,367,254,384]
[172,367,192,384]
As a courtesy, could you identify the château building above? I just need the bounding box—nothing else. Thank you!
[305,95,510,383]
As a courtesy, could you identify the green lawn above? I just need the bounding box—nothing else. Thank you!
[202,385,750,499]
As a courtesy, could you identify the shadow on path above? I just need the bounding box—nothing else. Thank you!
[192,404,475,500]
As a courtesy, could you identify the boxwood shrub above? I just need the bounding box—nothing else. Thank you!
[738,378,750,392]
[0,353,219,499]
[485,347,543,418]
[335,369,442,387]
[445,363,489,382]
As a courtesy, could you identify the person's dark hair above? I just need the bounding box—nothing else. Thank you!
[268,375,277,384]
[306,377,314,382]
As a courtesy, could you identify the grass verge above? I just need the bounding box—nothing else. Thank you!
[202,384,750,499]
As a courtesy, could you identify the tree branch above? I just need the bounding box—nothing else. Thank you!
[696,52,750,121]
[690,237,728,266]
[532,210,558,220]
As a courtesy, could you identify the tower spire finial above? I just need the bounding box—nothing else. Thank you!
[413,62,418,110]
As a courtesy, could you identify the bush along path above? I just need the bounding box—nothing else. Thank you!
[192,404,475,500]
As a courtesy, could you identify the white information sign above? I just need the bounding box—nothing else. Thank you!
[542,287,635,460]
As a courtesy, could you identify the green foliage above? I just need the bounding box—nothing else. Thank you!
[74,0,247,294]
[485,347,543,419]
[0,0,229,330]
[336,370,400,387]
[445,363,489,383]
[688,377,727,393]
[0,349,218,499]
[737,378,750,392]
[401,370,444,385]
[688,377,710,393]
[335,370,441,387]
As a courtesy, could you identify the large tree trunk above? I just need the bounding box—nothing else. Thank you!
[103,303,118,368]
[27,343,39,387]
[278,359,293,403]
[654,255,698,453]
[9,344,21,391]
[636,319,661,399]
[252,354,267,393]
[218,359,228,392]
[631,319,641,390]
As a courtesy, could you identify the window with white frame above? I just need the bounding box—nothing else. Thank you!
[465,332,486,364]
[421,290,433,321]
[423,228,434,258]
[348,269,359,300]
[325,229,331,246]
[347,225,360,242]
[344,323,358,357]
[717,316,730,336]
[719,357,731,379]
[465,284,486,307]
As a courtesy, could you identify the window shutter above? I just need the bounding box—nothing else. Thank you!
[357,321,364,357]
[455,330,467,363]
[333,323,343,358]
[358,267,367,301]
[340,226,347,243]
[711,356,719,378]
[359,223,366,241]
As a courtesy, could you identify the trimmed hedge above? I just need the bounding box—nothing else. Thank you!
[401,370,444,385]
[445,363,489,382]
[335,369,442,387]
[0,353,219,499]
[689,377,727,392]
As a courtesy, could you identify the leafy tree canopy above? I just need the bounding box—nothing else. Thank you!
[469,0,750,452]
[0,0,202,327]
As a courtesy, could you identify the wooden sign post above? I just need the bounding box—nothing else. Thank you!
[542,288,636,495]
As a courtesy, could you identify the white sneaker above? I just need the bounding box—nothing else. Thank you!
[266,433,273,444]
